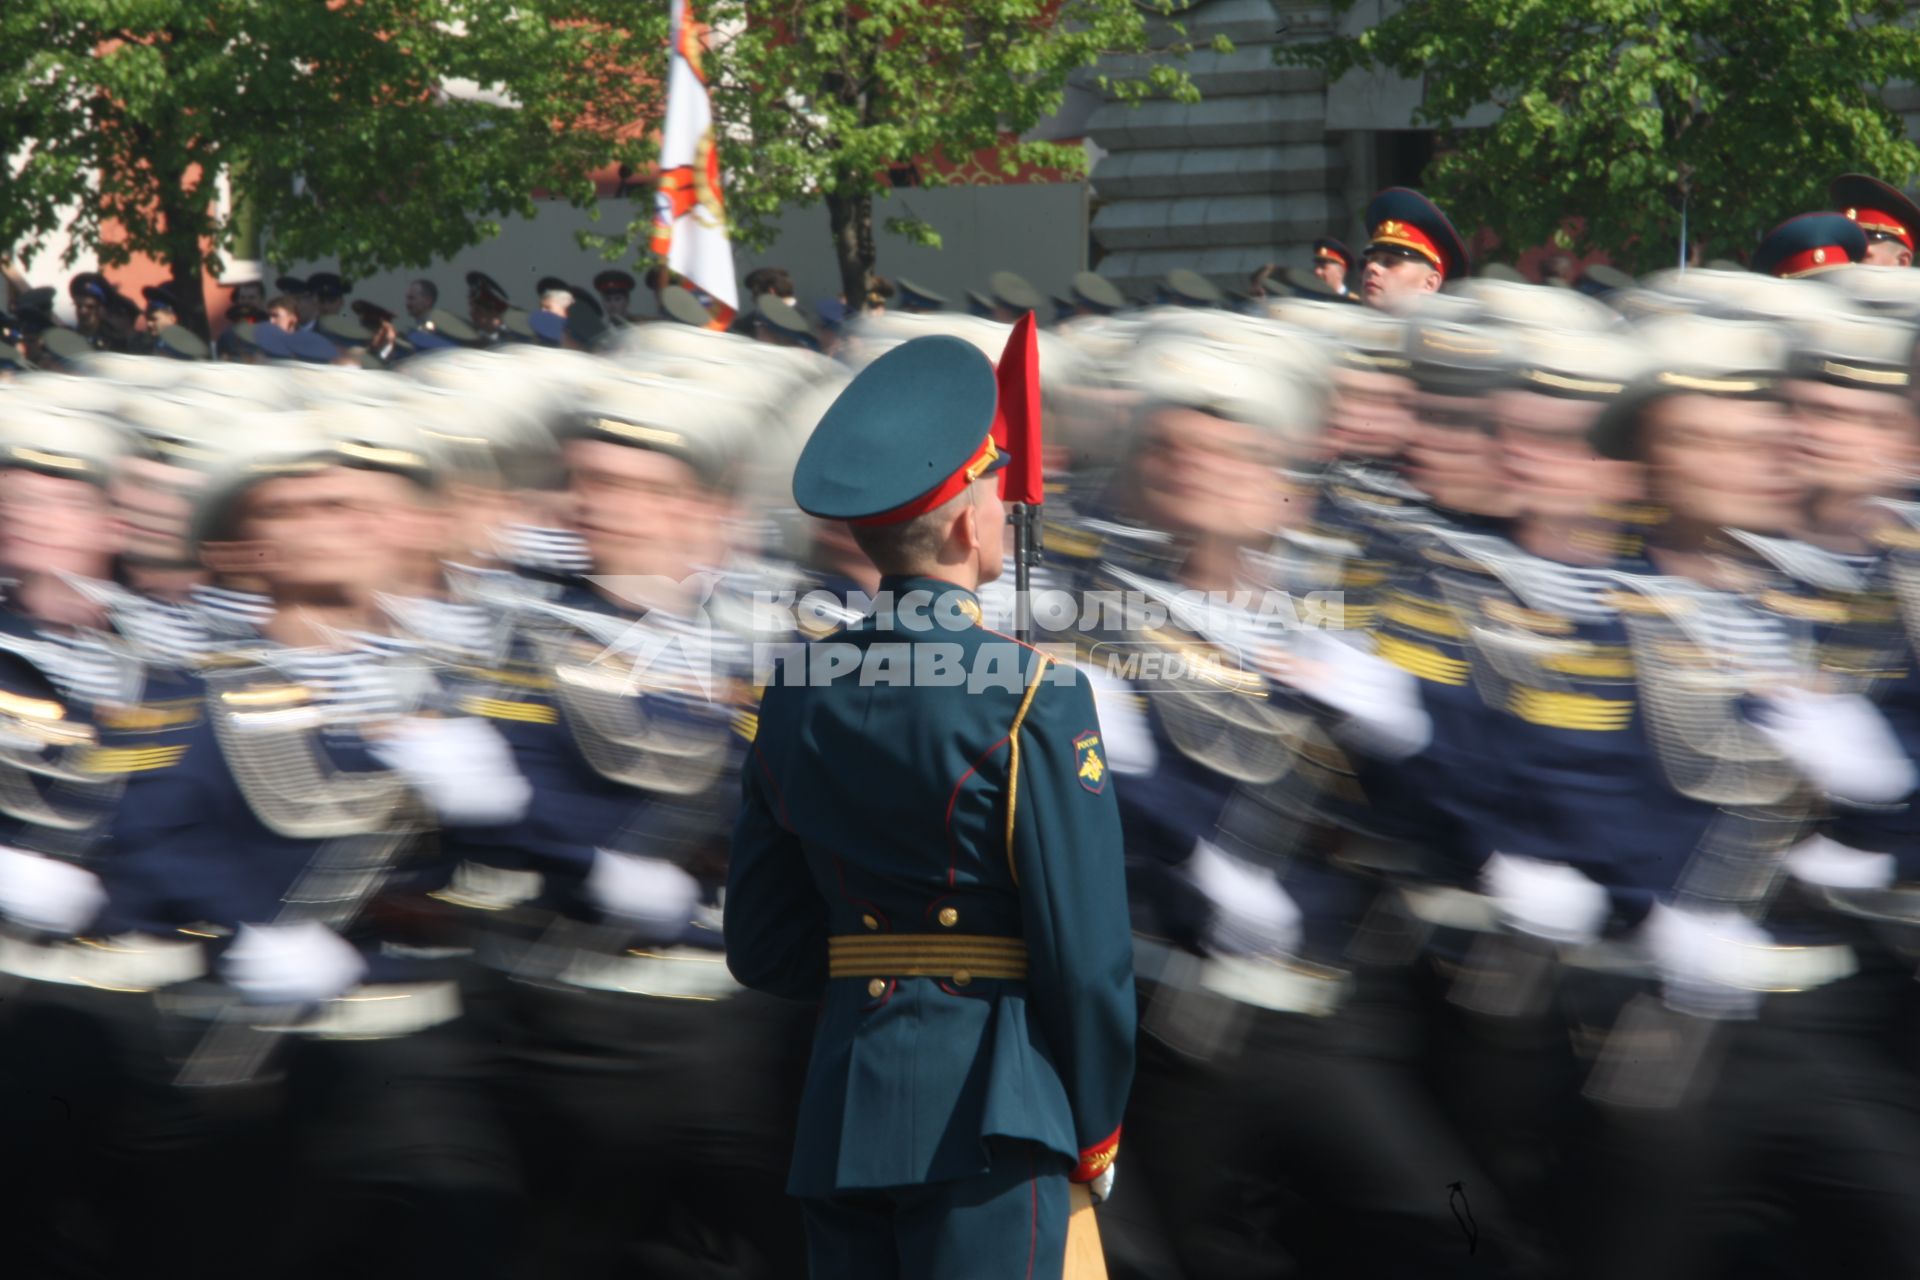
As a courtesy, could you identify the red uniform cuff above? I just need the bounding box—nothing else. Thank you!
[1070,1127,1121,1183]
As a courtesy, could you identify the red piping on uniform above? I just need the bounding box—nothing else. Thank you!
[751,744,791,829]
[831,854,888,931]
[945,735,1010,886]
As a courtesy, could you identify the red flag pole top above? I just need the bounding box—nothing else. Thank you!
[990,312,1045,507]
[991,313,1044,643]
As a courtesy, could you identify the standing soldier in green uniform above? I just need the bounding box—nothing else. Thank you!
[726,335,1135,1279]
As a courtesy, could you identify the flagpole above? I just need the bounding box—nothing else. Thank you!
[1013,502,1035,646]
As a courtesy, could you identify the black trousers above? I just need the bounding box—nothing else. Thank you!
[279,1009,525,1280]
[1114,966,1524,1279]
[473,970,813,1280]
[1686,959,1920,1280]
[0,978,286,1280]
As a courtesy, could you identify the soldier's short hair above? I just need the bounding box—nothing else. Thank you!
[846,486,971,575]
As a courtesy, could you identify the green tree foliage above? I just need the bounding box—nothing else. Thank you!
[1283,0,1920,271]
[597,0,1215,310]
[0,1,662,335]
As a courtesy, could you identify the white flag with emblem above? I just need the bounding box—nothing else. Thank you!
[648,0,739,318]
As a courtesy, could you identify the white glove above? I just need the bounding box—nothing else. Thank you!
[1088,1164,1116,1204]
[1186,839,1301,959]
[1640,903,1773,1020]
[586,850,702,936]
[1279,630,1432,761]
[1480,852,1610,946]
[1750,688,1917,805]
[0,845,105,936]
[1784,833,1896,890]
[1080,663,1158,777]
[369,716,533,826]
[220,920,367,1006]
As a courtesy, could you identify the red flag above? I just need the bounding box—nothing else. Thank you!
[991,312,1044,506]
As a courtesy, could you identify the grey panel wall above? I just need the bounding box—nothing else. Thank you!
[1086,0,1343,296]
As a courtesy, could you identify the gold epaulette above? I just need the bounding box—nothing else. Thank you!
[1043,523,1103,559]
[1602,589,1683,616]
[218,683,310,708]
[1482,597,1575,636]
[1507,687,1635,731]
[1420,546,1498,573]
[1539,646,1634,679]
[1758,590,1850,625]
[1374,634,1469,685]
[460,694,558,725]
[1874,526,1920,552]
[79,743,189,774]
[97,699,201,731]
[455,663,553,691]
[1380,590,1465,639]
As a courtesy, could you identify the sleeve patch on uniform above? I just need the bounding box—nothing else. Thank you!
[1074,730,1106,793]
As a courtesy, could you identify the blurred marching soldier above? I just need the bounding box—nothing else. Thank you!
[431,382,812,1280]
[1061,330,1530,1278]
[0,410,203,1279]
[1371,324,1686,1276]
[95,419,528,1280]
[727,336,1135,1279]
[1570,312,1920,1278]
[1294,307,1422,631]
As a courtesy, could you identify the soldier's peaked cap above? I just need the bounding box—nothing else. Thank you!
[1752,213,1867,279]
[1365,187,1470,282]
[792,335,1008,524]
[1830,173,1920,255]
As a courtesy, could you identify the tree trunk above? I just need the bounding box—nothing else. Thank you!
[827,188,874,313]
[155,163,209,341]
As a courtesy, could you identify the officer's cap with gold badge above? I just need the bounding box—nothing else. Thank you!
[1830,173,1920,262]
[1752,213,1869,279]
[1589,314,1788,461]
[1364,187,1471,283]
[791,335,1007,524]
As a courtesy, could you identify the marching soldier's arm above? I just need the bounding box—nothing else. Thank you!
[1009,659,1136,1183]
[724,725,830,1001]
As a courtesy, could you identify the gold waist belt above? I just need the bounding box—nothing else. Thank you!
[828,934,1029,982]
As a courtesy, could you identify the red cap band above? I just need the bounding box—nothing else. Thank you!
[1844,207,1915,252]
[1369,219,1444,273]
[1771,244,1852,278]
[846,435,1001,527]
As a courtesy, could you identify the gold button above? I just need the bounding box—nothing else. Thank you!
[952,970,971,987]
[937,907,959,928]
[862,914,879,931]
[867,978,887,999]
